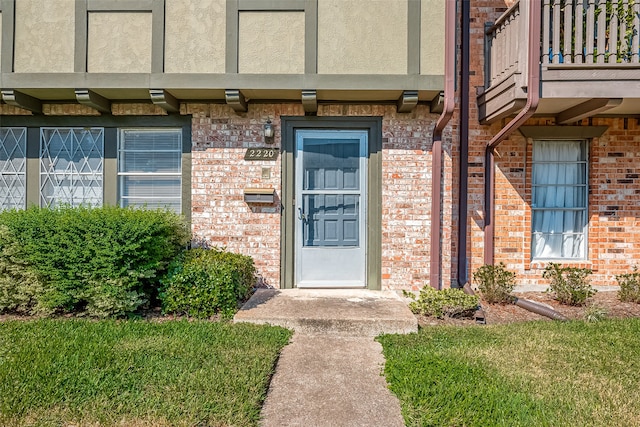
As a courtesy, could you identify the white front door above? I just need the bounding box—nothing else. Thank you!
[295,130,367,288]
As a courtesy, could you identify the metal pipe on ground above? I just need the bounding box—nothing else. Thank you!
[513,297,569,321]
[463,283,568,322]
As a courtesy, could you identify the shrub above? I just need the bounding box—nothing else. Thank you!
[542,263,595,306]
[405,286,479,319]
[583,303,608,323]
[473,262,516,304]
[160,248,256,319]
[617,267,640,303]
[0,225,45,314]
[0,206,189,317]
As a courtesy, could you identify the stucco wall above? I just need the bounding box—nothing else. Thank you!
[421,0,445,76]
[87,12,152,73]
[13,0,75,72]
[165,0,226,73]
[317,0,408,74]
[238,12,305,74]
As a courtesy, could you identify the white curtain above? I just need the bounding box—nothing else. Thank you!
[532,140,586,259]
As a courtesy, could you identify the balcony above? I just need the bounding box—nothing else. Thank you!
[479,0,640,124]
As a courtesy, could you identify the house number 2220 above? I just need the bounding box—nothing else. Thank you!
[244,148,278,161]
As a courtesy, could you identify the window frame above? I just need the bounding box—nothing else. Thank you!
[0,127,28,211]
[530,138,589,261]
[0,116,191,219]
[39,127,105,208]
[117,127,183,213]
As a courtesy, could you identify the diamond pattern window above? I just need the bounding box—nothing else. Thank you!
[40,128,104,208]
[0,128,27,210]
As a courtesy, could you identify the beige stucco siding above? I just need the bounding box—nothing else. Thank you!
[317,0,407,74]
[238,12,305,74]
[13,0,75,72]
[421,0,445,76]
[87,12,152,73]
[165,0,226,73]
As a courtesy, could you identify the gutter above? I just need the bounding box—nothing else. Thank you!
[483,0,541,265]
[429,0,455,289]
[456,0,470,287]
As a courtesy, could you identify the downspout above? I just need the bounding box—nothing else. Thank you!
[429,0,455,289]
[484,0,541,265]
[456,0,470,287]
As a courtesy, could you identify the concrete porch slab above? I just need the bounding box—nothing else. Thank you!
[233,288,418,336]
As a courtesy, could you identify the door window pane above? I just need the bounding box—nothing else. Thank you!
[302,193,360,247]
[302,139,360,190]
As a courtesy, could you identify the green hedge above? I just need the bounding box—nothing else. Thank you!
[0,206,189,317]
[160,248,256,319]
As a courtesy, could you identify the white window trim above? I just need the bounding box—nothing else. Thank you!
[531,139,589,261]
[117,128,183,212]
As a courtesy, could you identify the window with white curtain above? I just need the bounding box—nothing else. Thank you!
[531,139,588,260]
[40,127,104,208]
[0,128,27,210]
[118,129,182,213]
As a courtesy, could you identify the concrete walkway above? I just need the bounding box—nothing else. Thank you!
[234,289,417,427]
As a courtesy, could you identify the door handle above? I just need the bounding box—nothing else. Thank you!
[297,207,307,221]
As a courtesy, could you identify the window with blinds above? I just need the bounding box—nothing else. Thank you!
[118,129,182,213]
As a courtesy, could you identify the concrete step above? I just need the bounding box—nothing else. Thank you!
[233,288,418,336]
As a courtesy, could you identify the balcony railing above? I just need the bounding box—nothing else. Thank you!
[480,0,640,123]
[486,0,640,84]
[485,1,528,88]
[542,0,640,65]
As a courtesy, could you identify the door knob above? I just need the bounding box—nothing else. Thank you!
[297,207,307,220]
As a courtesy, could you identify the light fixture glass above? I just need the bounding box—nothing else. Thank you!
[264,120,274,139]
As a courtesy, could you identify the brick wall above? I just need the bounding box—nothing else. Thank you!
[1,99,449,291]
[189,103,447,290]
[0,102,165,116]
[488,117,640,288]
[189,103,290,288]
[466,1,640,288]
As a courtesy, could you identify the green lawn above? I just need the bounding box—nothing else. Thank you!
[379,318,640,427]
[0,319,291,427]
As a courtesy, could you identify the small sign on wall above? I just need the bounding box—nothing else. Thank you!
[244,147,278,161]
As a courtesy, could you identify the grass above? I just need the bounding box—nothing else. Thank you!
[378,319,640,427]
[0,319,292,427]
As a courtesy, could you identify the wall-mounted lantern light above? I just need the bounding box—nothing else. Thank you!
[264,120,275,141]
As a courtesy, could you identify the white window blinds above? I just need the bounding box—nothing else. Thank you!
[118,129,182,213]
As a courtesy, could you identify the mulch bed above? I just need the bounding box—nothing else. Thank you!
[3,292,639,327]
[418,291,640,327]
